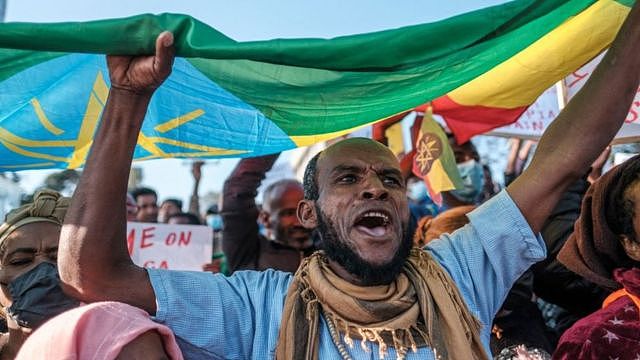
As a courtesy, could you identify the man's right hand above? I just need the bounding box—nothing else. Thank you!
[107,31,175,95]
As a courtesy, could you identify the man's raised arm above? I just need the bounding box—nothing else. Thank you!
[508,3,640,233]
[59,32,175,314]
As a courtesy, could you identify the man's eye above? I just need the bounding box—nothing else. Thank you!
[9,258,31,266]
[337,175,357,184]
[383,177,401,187]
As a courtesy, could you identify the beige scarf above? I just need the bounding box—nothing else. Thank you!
[276,248,488,360]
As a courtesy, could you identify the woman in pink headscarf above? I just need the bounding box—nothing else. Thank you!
[16,301,183,359]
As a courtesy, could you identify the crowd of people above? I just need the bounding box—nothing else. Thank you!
[2,2,640,359]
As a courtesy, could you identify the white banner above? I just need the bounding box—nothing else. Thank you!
[565,52,640,143]
[127,222,212,271]
[488,86,559,139]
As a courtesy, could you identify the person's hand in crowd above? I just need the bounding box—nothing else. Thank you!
[106,31,175,95]
[518,140,535,162]
[505,138,522,175]
[192,161,204,183]
[202,259,223,273]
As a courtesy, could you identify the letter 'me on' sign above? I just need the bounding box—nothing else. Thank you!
[126,222,213,271]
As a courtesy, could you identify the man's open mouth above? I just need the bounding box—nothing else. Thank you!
[353,210,392,237]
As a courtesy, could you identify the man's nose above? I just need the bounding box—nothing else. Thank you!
[34,255,56,265]
[360,176,389,201]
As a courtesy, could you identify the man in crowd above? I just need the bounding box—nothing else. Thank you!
[442,138,485,209]
[166,212,201,226]
[222,154,314,273]
[59,2,640,357]
[158,198,183,223]
[130,187,159,223]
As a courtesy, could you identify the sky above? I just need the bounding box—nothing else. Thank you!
[4,0,508,205]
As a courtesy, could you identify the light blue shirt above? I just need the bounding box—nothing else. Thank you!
[148,190,546,359]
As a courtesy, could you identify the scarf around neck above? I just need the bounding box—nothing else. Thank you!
[275,248,487,360]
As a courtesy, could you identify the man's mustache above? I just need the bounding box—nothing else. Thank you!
[288,225,310,234]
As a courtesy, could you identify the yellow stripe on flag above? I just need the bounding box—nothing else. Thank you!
[290,122,374,147]
[30,99,65,135]
[67,71,109,169]
[0,127,75,147]
[154,109,205,133]
[448,0,630,108]
[290,111,412,147]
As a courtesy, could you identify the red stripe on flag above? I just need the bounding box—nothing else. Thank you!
[371,111,411,143]
[432,95,527,144]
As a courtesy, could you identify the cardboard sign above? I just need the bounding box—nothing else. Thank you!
[126,222,213,271]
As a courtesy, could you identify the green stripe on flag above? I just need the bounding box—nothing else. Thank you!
[0,0,631,137]
[187,0,605,136]
[0,0,595,71]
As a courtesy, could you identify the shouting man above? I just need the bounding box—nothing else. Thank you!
[59,3,640,358]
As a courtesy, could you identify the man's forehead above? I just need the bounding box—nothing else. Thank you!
[269,184,303,202]
[138,194,156,202]
[265,182,303,211]
[319,138,399,170]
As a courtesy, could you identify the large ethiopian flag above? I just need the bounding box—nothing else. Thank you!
[0,0,634,171]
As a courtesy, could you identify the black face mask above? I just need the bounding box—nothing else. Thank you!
[7,262,79,329]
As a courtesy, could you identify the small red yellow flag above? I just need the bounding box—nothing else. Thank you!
[412,107,463,205]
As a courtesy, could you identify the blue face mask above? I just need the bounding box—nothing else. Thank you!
[450,160,485,204]
[407,180,428,202]
[206,214,223,231]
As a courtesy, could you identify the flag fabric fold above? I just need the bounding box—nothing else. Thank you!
[0,0,634,171]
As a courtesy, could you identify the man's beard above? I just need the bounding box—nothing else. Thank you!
[314,205,413,286]
[275,225,311,249]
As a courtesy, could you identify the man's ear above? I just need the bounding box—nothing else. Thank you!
[620,235,640,262]
[258,210,271,229]
[297,200,318,229]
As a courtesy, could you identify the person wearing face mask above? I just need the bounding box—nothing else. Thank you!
[406,176,440,220]
[452,157,485,203]
[206,211,223,232]
[443,138,486,209]
[199,205,229,275]
[0,190,78,359]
